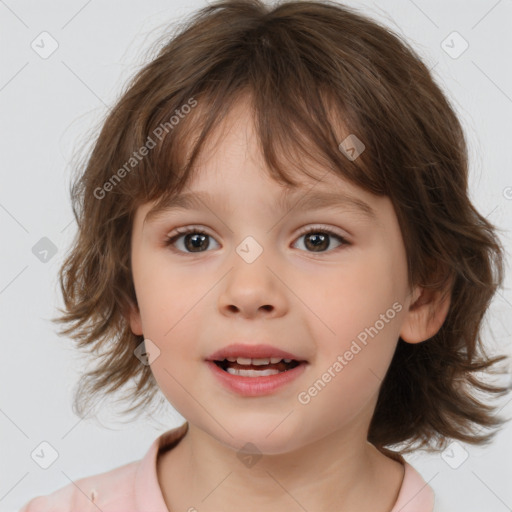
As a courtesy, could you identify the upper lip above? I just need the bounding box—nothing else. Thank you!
[206,343,307,362]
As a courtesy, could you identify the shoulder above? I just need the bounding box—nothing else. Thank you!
[390,461,435,512]
[17,424,188,512]
[18,459,140,512]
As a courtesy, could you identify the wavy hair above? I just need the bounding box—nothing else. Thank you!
[54,0,510,452]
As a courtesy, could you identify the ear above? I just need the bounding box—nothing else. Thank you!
[128,301,143,336]
[400,278,452,344]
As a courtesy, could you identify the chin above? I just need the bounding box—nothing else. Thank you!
[211,419,303,456]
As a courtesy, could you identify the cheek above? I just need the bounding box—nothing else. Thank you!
[133,255,213,362]
[338,270,402,373]
[132,249,208,335]
[300,317,400,429]
[300,252,403,404]
[299,249,402,344]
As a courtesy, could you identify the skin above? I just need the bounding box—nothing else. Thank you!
[129,99,451,512]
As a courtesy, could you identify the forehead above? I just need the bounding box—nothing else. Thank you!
[170,95,366,190]
[137,94,387,225]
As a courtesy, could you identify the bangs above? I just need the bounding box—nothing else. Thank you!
[117,22,390,214]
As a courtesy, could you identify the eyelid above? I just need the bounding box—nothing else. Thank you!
[294,223,349,240]
[164,224,349,243]
[163,223,351,255]
[164,225,214,243]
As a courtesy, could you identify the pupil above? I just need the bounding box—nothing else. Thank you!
[185,233,208,252]
[306,233,328,252]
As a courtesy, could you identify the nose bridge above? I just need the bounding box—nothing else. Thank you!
[218,230,287,317]
[235,233,267,266]
[231,232,275,290]
[226,201,279,268]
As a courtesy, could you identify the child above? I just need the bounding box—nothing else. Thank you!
[19,0,510,511]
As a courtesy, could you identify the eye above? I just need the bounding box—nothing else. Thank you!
[164,225,349,255]
[164,226,219,254]
[292,225,349,254]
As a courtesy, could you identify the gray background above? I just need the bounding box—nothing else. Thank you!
[1,1,511,511]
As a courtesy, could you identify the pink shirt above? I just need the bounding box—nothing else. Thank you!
[19,422,434,512]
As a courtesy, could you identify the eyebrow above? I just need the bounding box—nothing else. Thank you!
[143,188,376,225]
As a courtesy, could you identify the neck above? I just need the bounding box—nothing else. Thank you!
[157,420,405,512]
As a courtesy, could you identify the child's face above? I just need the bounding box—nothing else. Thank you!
[129,100,417,454]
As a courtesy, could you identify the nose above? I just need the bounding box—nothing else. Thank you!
[217,250,288,319]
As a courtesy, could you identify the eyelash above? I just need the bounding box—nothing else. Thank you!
[163,225,350,256]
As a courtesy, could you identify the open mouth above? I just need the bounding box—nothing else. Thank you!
[213,358,302,377]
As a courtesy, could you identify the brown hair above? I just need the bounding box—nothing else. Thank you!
[54,0,510,452]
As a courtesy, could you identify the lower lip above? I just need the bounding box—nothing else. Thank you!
[205,361,307,397]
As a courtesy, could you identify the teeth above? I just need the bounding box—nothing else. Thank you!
[253,357,276,365]
[231,356,294,365]
[226,367,280,377]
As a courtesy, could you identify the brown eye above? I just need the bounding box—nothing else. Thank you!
[164,228,220,254]
[293,227,349,253]
[163,225,349,256]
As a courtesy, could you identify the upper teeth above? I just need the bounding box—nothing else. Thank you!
[225,357,292,365]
